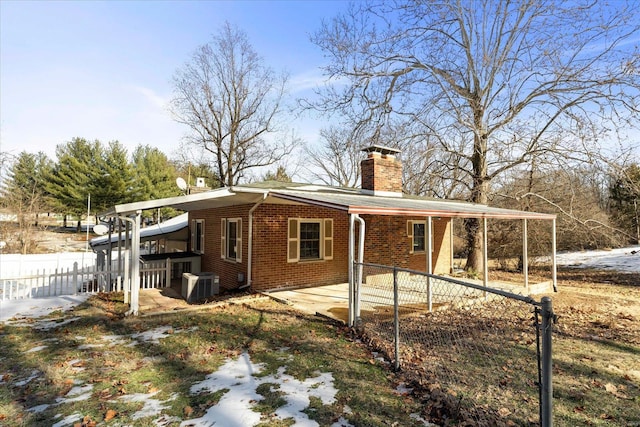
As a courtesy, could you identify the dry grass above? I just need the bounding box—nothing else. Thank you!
[360,267,640,426]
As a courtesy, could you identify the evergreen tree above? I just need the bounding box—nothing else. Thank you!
[132,145,180,201]
[45,138,103,229]
[93,141,137,213]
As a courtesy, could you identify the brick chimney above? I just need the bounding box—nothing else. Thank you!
[361,145,403,196]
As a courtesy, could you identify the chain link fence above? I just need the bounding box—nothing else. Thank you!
[354,262,554,426]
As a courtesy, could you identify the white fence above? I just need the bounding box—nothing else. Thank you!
[0,255,171,301]
[0,252,95,279]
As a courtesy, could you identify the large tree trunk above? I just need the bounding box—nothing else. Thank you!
[465,117,488,272]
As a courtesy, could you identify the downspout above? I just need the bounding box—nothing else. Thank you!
[354,214,365,324]
[348,214,355,327]
[247,193,268,290]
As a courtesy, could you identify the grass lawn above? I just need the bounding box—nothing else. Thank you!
[0,295,427,426]
[0,268,639,426]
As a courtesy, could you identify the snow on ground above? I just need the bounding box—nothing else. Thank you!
[182,351,350,427]
[1,246,637,425]
[0,294,88,323]
[556,245,640,273]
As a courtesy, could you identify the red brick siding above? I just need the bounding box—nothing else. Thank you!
[251,205,349,291]
[361,155,403,193]
[362,215,451,274]
[189,205,251,291]
[189,204,452,292]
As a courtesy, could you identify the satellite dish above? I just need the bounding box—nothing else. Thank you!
[93,224,109,236]
[176,177,188,191]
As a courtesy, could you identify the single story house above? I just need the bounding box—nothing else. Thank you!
[100,146,557,317]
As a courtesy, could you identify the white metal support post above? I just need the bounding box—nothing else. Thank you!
[523,218,529,291]
[483,217,489,290]
[118,212,141,315]
[552,219,557,292]
[426,216,433,312]
[348,214,355,327]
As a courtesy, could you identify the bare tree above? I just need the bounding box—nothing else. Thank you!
[305,125,365,188]
[171,23,295,187]
[310,0,640,271]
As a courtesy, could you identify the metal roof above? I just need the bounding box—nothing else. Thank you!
[90,213,189,248]
[269,189,556,220]
[103,183,555,220]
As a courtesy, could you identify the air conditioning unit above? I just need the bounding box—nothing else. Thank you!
[182,272,219,303]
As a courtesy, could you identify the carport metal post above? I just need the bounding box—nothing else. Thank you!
[118,212,141,315]
[523,219,529,291]
[348,214,355,327]
[393,266,400,370]
[426,216,433,312]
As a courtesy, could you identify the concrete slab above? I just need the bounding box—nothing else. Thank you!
[266,284,350,323]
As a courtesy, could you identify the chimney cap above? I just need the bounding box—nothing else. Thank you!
[362,145,401,156]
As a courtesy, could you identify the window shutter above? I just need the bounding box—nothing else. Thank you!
[200,221,205,254]
[236,219,242,263]
[408,220,414,254]
[191,220,196,252]
[220,218,226,259]
[323,219,333,260]
[287,218,299,263]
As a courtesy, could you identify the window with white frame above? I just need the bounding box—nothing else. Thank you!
[407,220,435,254]
[221,218,242,262]
[191,219,205,254]
[287,218,333,262]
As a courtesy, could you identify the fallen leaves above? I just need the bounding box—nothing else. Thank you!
[104,409,117,421]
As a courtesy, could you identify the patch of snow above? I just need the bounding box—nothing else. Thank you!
[14,370,40,387]
[556,246,640,273]
[155,414,182,426]
[0,295,88,323]
[183,352,341,427]
[77,343,104,350]
[130,325,179,344]
[395,383,413,395]
[56,384,93,404]
[272,367,338,423]
[331,417,355,427]
[27,403,51,413]
[51,413,83,427]
[101,334,129,346]
[26,345,47,353]
[34,317,81,331]
[410,413,438,426]
[118,391,173,420]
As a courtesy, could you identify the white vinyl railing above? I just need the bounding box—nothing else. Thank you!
[0,260,171,301]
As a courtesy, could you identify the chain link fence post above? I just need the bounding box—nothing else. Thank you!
[541,296,554,427]
[393,266,400,370]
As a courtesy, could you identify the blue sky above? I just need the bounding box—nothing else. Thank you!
[0,0,348,164]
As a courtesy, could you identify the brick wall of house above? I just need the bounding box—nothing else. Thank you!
[190,204,350,292]
[250,204,350,292]
[189,203,452,293]
[189,205,252,291]
[362,215,451,274]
